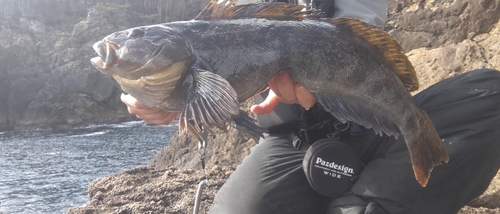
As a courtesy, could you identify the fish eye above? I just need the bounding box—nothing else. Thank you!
[128,28,144,38]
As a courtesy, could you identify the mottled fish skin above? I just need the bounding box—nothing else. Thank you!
[90,1,449,187]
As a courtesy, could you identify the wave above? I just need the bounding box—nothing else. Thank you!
[108,121,146,128]
[68,131,108,138]
[84,120,178,130]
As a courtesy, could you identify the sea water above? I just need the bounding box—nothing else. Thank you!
[0,121,176,214]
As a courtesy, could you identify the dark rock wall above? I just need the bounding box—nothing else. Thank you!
[0,0,210,131]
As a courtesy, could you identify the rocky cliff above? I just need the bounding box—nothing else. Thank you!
[68,0,500,214]
[387,0,500,93]
[0,0,209,131]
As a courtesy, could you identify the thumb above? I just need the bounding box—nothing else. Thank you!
[251,90,280,115]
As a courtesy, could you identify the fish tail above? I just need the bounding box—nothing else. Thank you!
[409,110,449,187]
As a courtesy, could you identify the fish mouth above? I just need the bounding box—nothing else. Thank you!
[91,40,166,77]
[90,40,118,73]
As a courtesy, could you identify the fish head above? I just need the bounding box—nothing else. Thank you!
[90,25,195,109]
[91,25,194,79]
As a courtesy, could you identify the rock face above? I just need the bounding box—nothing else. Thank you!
[1,1,121,131]
[405,24,500,94]
[64,0,500,213]
[386,0,500,52]
[67,166,233,214]
[0,0,210,131]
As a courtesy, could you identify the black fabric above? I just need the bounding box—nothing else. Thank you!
[325,194,388,214]
[297,103,343,144]
[255,91,304,131]
[346,69,500,214]
[209,69,500,214]
[210,133,331,214]
[311,0,336,17]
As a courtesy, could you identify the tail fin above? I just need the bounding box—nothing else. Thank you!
[409,110,449,187]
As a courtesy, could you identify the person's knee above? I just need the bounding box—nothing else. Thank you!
[468,68,500,77]
[325,193,388,214]
[461,69,500,88]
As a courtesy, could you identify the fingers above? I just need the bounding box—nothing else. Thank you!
[295,84,317,110]
[120,70,319,120]
[120,93,178,125]
[259,71,317,113]
[269,72,297,104]
[143,112,178,125]
[251,90,281,115]
[252,72,293,115]
[121,94,150,110]
[272,72,317,108]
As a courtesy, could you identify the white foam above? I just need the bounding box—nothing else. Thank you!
[69,131,108,138]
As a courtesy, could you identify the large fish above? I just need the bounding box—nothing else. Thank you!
[90,0,449,187]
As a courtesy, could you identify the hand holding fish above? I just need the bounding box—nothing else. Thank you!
[121,72,318,123]
[252,71,317,115]
[121,94,178,125]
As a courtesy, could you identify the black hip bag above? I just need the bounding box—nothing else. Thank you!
[294,106,364,198]
[302,137,362,197]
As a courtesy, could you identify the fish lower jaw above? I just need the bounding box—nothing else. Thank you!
[90,57,113,73]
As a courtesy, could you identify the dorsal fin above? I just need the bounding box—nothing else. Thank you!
[330,18,419,92]
[194,0,310,20]
[194,1,419,92]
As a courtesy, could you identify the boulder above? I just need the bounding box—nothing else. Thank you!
[386,0,500,51]
[407,39,491,93]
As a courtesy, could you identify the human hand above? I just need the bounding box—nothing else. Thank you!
[120,93,178,125]
[251,72,317,115]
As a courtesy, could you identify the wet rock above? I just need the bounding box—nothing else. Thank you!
[67,166,233,214]
[0,112,8,131]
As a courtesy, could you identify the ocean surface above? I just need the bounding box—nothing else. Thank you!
[0,121,177,214]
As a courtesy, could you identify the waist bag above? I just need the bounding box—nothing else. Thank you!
[302,138,362,198]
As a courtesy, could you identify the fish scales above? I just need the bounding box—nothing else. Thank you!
[90,0,448,187]
[175,18,407,141]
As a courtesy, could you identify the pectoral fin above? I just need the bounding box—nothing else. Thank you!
[315,93,400,137]
[233,110,265,141]
[179,69,265,140]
